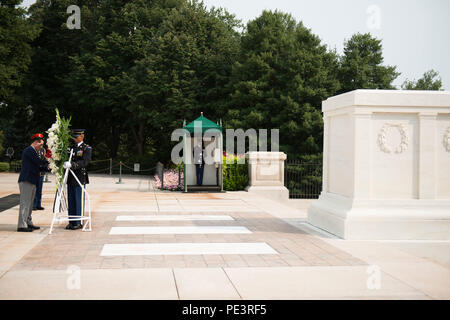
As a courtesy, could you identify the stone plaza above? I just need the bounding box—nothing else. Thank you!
[0,172,449,299]
[0,90,449,300]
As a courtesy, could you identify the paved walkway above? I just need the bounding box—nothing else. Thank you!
[0,173,449,299]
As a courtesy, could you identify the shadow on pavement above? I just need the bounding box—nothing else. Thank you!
[0,194,19,213]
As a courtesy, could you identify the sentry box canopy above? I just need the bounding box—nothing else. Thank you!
[182,113,223,192]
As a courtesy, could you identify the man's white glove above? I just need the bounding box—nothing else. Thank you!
[63,161,72,169]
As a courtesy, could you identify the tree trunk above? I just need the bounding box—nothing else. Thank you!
[110,125,120,158]
[131,121,145,156]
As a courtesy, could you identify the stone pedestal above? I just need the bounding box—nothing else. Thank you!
[245,152,289,201]
[308,90,450,240]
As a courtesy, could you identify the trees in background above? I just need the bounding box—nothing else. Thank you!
[0,0,39,155]
[117,0,241,163]
[402,70,443,91]
[0,1,446,163]
[0,0,39,102]
[0,130,4,156]
[3,0,240,164]
[225,10,340,157]
[338,33,400,93]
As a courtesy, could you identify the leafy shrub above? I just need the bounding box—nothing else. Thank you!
[222,153,248,191]
[0,162,10,172]
[154,169,184,191]
[12,160,22,172]
[0,130,4,156]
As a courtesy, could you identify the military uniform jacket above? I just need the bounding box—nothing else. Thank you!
[68,142,92,186]
[37,148,46,177]
[193,145,205,165]
[18,146,49,186]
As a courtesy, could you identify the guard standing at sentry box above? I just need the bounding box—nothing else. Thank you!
[193,140,205,185]
[64,129,92,230]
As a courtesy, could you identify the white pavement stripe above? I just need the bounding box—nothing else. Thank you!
[96,208,259,213]
[109,226,251,235]
[116,215,234,221]
[100,243,277,256]
[96,208,159,212]
[178,208,257,212]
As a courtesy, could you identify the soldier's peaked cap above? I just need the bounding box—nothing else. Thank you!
[71,129,85,137]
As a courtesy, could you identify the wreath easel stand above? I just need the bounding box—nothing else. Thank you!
[49,150,92,234]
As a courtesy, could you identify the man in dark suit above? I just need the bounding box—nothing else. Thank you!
[65,129,92,230]
[17,133,49,232]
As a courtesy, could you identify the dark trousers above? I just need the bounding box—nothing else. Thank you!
[33,175,44,208]
[67,183,84,226]
[195,164,204,185]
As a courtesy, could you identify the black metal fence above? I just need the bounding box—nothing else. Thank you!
[284,160,323,199]
[87,159,157,176]
[8,158,185,191]
[8,157,322,197]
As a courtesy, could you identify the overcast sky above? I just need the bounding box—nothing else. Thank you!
[21,0,450,89]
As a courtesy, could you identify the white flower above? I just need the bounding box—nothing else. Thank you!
[47,138,55,148]
[48,122,57,133]
[49,162,58,174]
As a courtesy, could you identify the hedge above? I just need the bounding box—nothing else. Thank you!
[0,162,10,172]
[222,154,248,191]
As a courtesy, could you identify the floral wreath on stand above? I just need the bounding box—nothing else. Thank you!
[46,109,72,186]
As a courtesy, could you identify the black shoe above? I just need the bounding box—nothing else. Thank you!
[32,208,37,211]
[65,224,75,230]
[72,224,82,230]
[17,227,33,232]
[28,225,40,230]
[36,206,45,210]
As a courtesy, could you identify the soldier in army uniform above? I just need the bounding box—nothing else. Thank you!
[66,129,92,230]
[193,140,205,185]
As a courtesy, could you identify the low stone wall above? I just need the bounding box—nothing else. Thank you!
[245,152,289,202]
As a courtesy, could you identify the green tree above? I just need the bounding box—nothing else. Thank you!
[0,101,35,160]
[0,0,39,102]
[1,0,94,159]
[401,69,443,90]
[225,10,340,157]
[0,130,4,155]
[66,0,240,162]
[122,0,241,161]
[338,33,400,93]
[66,0,134,159]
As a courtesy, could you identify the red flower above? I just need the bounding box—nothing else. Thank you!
[45,148,52,158]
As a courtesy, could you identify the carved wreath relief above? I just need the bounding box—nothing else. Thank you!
[378,123,409,154]
[445,127,450,152]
